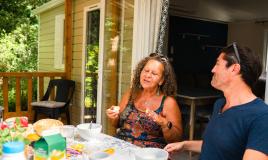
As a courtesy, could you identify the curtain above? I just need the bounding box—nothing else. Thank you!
[131,0,169,71]
[265,72,268,103]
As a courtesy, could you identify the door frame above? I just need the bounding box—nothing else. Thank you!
[81,1,105,123]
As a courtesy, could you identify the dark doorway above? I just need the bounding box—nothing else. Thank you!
[168,16,228,91]
[168,16,227,139]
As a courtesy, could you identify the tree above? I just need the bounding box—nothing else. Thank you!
[0,0,49,110]
[0,0,49,35]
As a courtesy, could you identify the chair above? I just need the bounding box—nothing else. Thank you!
[31,79,75,124]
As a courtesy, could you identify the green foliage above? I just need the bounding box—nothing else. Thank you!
[0,23,38,72]
[0,23,38,110]
[0,0,50,35]
[0,0,49,110]
[85,44,99,108]
[84,10,100,112]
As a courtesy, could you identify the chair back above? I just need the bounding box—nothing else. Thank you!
[42,79,75,103]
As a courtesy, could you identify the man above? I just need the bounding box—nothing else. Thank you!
[164,43,268,160]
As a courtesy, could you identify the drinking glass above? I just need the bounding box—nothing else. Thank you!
[60,125,75,144]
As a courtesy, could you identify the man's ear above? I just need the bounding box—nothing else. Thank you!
[232,64,241,74]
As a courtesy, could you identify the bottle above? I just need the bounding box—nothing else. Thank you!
[1,141,26,160]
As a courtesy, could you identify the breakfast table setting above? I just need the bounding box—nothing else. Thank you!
[0,117,169,160]
[66,125,139,160]
[64,123,168,160]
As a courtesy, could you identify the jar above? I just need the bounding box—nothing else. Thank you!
[1,141,26,160]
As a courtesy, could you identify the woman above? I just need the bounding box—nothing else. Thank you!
[106,53,183,148]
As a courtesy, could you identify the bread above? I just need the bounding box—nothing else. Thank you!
[33,119,63,136]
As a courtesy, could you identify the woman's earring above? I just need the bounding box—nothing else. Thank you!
[157,85,160,96]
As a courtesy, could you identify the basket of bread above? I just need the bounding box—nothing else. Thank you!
[33,119,63,136]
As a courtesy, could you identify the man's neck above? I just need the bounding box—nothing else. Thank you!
[222,80,256,111]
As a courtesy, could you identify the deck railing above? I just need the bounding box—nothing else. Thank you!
[0,72,66,120]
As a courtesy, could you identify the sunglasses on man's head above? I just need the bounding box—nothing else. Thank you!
[229,42,240,64]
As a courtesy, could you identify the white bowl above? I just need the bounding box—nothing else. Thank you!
[134,148,168,160]
[77,123,102,140]
[90,152,111,160]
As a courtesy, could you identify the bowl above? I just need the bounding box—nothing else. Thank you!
[134,148,168,160]
[77,123,102,140]
[89,152,111,160]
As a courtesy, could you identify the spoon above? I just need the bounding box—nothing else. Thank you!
[89,120,92,130]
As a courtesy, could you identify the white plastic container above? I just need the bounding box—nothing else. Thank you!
[1,141,26,160]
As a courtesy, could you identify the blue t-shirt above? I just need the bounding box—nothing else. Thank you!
[200,98,268,160]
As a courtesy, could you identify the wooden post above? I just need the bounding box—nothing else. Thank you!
[39,77,44,100]
[16,78,21,113]
[27,77,33,121]
[3,77,8,119]
[65,0,73,80]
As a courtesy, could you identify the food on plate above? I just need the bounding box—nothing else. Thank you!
[33,119,63,136]
[113,106,120,113]
[67,143,85,158]
[0,122,8,130]
[103,148,115,155]
[5,116,28,127]
[0,117,32,156]
[50,149,65,160]
[26,133,40,142]
[69,143,85,152]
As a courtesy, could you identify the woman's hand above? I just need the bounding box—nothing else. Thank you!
[106,106,120,120]
[145,109,167,127]
[164,141,185,153]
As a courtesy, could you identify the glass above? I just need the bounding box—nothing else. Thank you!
[60,125,75,144]
[102,0,134,132]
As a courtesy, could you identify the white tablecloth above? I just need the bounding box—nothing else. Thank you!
[68,133,139,160]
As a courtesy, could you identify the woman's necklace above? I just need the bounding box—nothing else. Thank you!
[138,95,159,112]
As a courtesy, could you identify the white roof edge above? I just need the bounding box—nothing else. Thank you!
[33,0,65,15]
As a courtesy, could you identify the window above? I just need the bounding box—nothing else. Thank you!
[54,14,65,69]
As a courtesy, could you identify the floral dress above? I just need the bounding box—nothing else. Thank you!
[116,96,166,148]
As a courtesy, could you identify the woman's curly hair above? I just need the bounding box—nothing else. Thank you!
[129,53,177,103]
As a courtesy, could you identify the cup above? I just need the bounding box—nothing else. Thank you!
[60,125,75,143]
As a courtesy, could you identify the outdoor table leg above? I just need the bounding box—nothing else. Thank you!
[189,100,196,160]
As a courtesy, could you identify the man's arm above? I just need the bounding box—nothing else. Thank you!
[243,149,268,160]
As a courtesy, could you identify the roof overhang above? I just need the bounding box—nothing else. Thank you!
[32,0,65,15]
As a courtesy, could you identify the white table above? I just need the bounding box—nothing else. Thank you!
[68,133,139,160]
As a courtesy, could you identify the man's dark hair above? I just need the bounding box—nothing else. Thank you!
[221,43,262,89]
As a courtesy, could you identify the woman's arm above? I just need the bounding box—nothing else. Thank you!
[106,89,130,127]
[160,96,183,142]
